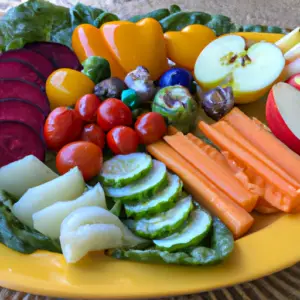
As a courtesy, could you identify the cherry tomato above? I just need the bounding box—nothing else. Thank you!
[56,141,103,181]
[107,126,139,154]
[97,98,132,131]
[135,112,167,144]
[75,94,101,122]
[81,124,105,149]
[44,107,83,151]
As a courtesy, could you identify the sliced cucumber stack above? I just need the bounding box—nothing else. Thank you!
[100,153,152,187]
[124,173,183,219]
[125,195,193,239]
[105,160,167,203]
[153,209,212,252]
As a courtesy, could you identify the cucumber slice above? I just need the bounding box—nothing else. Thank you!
[125,195,193,239]
[124,173,183,219]
[105,160,167,203]
[100,153,152,187]
[154,209,212,252]
[12,167,85,227]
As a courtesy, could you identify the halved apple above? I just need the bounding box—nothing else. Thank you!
[194,35,285,104]
[266,82,300,155]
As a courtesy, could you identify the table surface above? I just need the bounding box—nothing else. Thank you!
[1,0,300,299]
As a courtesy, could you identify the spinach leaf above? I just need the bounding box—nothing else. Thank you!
[0,199,61,254]
[0,0,119,51]
[0,0,70,51]
[108,217,234,265]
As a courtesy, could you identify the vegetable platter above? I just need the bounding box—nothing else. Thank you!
[1,0,300,298]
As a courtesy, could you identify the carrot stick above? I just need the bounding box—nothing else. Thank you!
[186,133,233,172]
[164,133,258,212]
[146,141,254,238]
[255,198,280,214]
[199,121,300,212]
[167,126,179,135]
[213,121,300,189]
[223,107,300,185]
[186,133,263,203]
[221,150,264,197]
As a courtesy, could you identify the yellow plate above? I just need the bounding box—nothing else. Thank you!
[1,98,300,299]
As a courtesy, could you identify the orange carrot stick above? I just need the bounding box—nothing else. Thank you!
[199,121,300,212]
[167,126,179,135]
[146,140,254,238]
[223,107,300,185]
[186,133,232,172]
[164,132,258,212]
[213,121,300,189]
[255,198,280,214]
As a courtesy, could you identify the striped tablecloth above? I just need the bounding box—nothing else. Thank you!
[0,0,299,299]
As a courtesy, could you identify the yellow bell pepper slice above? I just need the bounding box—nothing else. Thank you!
[72,19,169,80]
[72,24,126,80]
[46,68,95,109]
[164,25,216,70]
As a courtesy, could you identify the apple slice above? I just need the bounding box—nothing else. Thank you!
[286,73,300,91]
[275,27,300,54]
[284,43,300,63]
[266,82,300,154]
[194,35,285,104]
[283,57,300,80]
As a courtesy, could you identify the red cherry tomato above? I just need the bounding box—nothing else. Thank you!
[81,124,105,149]
[97,98,132,131]
[44,107,83,151]
[107,126,139,154]
[75,94,101,122]
[134,112,167,144]
[56,141,103,181]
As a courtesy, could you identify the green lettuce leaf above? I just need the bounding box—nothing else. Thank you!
[0,200,61,254]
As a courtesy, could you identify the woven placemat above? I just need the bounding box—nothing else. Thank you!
[0,0,300,299]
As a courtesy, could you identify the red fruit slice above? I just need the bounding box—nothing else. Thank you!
[0,59,45,88]
[0,121,46,167]
[0,49,55,78]
[24,42,81,70]
[0,99,46,134]
[0,79,50,115]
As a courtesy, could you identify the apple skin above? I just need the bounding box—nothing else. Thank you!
[266,88,300,155]
[286,73,300,91]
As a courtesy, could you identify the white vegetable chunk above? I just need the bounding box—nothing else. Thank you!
[33,183,106,239]
[0,155,58,198]
[12,167,85,227]
[61,224,123,263]
[60,206,147,263]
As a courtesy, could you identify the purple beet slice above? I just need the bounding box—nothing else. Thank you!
[0,59,46,89]
[24,42,82,70]
[0,99,46,134]
[0,49,55,78]
[0,121,46,167]
[0,79,50,115]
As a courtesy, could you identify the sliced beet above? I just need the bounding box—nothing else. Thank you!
[24,42,82,70]
[0,59,46,89]
[0,79,50,115]
[0,99,46,134]
[0,49,55,78]
[0,121,46,167]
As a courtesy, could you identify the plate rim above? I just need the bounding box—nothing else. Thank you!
[0,213,299,299]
